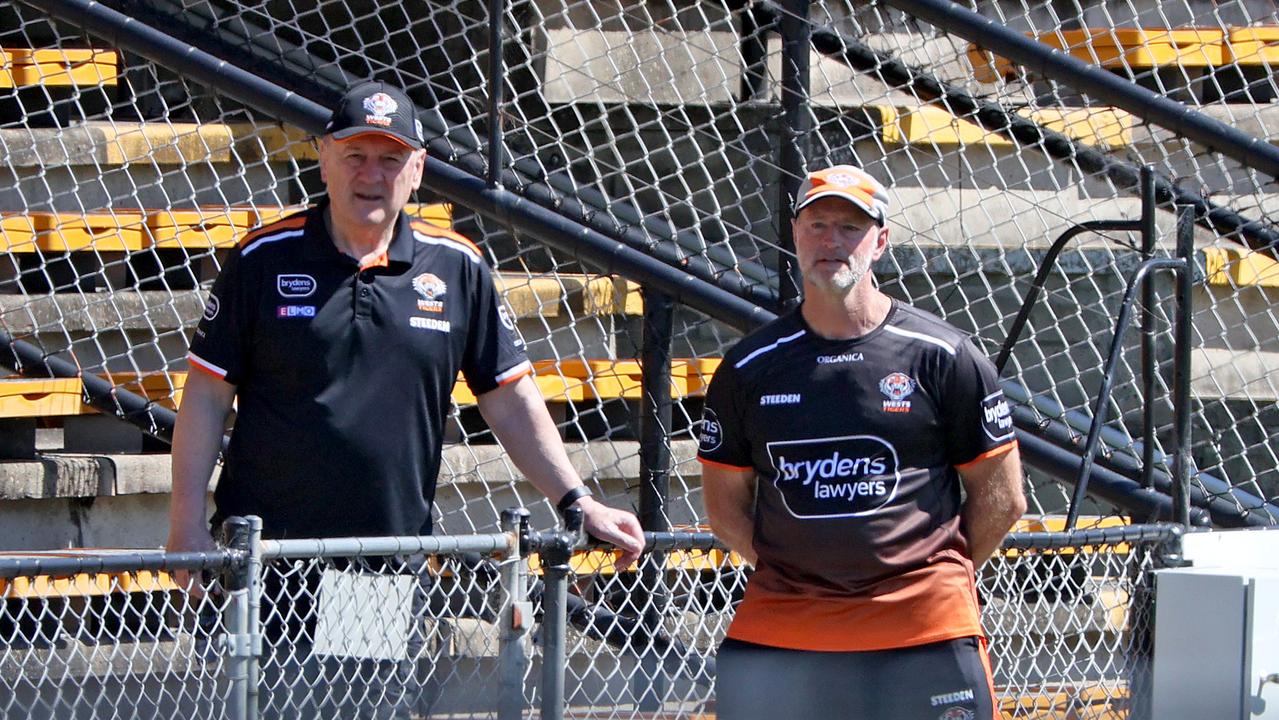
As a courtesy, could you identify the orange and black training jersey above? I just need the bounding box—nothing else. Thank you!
[188,200,530,539]
[697,301,1017,652]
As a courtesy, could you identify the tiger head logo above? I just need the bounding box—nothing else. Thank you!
[412,273,447,301]
[878,372,916,402]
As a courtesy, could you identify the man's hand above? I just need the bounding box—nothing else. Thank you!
[576,496,646,570]
[166,526,218,598]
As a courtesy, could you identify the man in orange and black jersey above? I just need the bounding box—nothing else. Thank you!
[699,165,1026,720]
[166,80,644,718]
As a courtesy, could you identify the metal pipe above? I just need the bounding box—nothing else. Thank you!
[639,290,674,533]
[882,0,1279,179]
[1066,257,1186,529]
[1172,206,1195,528]
[486,0,505,186]
[995,218,1141,373]
[776,0,810,309]
[1009,404,1256,527]
[423,157,776,333]
[244,516,263,720]
[1139,167,1159,490]
[221,517,254,720]
[497,508,532,720]
[637,290,674,710]
[1017,430,1207,525]
[1002,380,1279,524]
[0,328,178,442]
[262,533,513,560]
[538,508,582,720]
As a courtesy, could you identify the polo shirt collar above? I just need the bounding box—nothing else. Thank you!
[303,198,416,268]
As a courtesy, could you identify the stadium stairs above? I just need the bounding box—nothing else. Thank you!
[0,2,1276,710]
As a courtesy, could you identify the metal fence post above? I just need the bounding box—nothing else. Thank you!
[777,0,810,308]
[222,516,262,720]
[636,288,673,710]
[1172,205,1195,528]
[498,507,532,720]
[540,507,581,720]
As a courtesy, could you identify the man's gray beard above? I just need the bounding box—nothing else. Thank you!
[809,252,873,294]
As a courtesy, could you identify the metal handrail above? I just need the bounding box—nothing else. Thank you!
[1066,206,1196,529]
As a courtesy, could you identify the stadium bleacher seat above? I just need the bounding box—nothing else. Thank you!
[968,27,1279,103]
[0,48,117,88]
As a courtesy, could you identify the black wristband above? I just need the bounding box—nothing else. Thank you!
[556,485,593,515]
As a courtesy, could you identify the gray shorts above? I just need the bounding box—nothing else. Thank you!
[715,635,996,720]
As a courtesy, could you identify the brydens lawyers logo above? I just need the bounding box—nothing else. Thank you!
[698,408,723,453]
[939,708,974,720]
[766,434,899,519]
[412,272,447,313]
[202,294,219,321]
[879,372,915,413]
[277,274,316,298]
[981,390,1015,443]
[363,92,398,127]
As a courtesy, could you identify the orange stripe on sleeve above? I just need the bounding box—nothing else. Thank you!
[496,365,532,387]
[697,456,753,472]
[187,357,226,381]
[955,440,1019,470]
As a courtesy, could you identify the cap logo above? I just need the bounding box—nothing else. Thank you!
[825,172,861,187]
[363,92,398,128]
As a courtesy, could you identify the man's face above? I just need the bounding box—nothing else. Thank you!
[318,134,425,230]
[792,197,888,295]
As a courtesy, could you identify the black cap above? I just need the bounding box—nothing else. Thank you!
[323,81,425,150]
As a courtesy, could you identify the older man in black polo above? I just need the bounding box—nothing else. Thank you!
[167,80,644,718]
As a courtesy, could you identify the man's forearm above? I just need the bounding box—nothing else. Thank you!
[701,466,759,565]
[477,376,581,502]
[168,373,235,547]
[959,450,1028,567]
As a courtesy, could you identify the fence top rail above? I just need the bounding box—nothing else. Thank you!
[1003,523,1182,550]
[0,548,244,578]
[262,533,516,560]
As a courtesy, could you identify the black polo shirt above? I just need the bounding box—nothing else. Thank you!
[188,201,529,538]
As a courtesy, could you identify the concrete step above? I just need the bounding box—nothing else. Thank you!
[0,439,704,550]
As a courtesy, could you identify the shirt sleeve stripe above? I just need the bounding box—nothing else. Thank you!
[734,329,806,369]
[238,215,307,249]
[494,360,533,386]
[187,352,229,380]
[883,325,957,355]
[412,231,482,263]
[955,440,1019,470]
[242,228,307,256]
[697,456,754,472]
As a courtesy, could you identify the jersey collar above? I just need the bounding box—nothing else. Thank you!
[304,197,415,269]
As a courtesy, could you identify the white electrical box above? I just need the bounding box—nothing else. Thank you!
[1153,529,1279,720]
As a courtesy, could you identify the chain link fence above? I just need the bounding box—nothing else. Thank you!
[2,0,1278,526]
[0,518,1180,719]
[0,548,238,719]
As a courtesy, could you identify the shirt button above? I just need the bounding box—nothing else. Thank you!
[360,288,371,297]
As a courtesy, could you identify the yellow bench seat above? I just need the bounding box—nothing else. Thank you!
[0,204,451,253]
[0,48,118,88]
